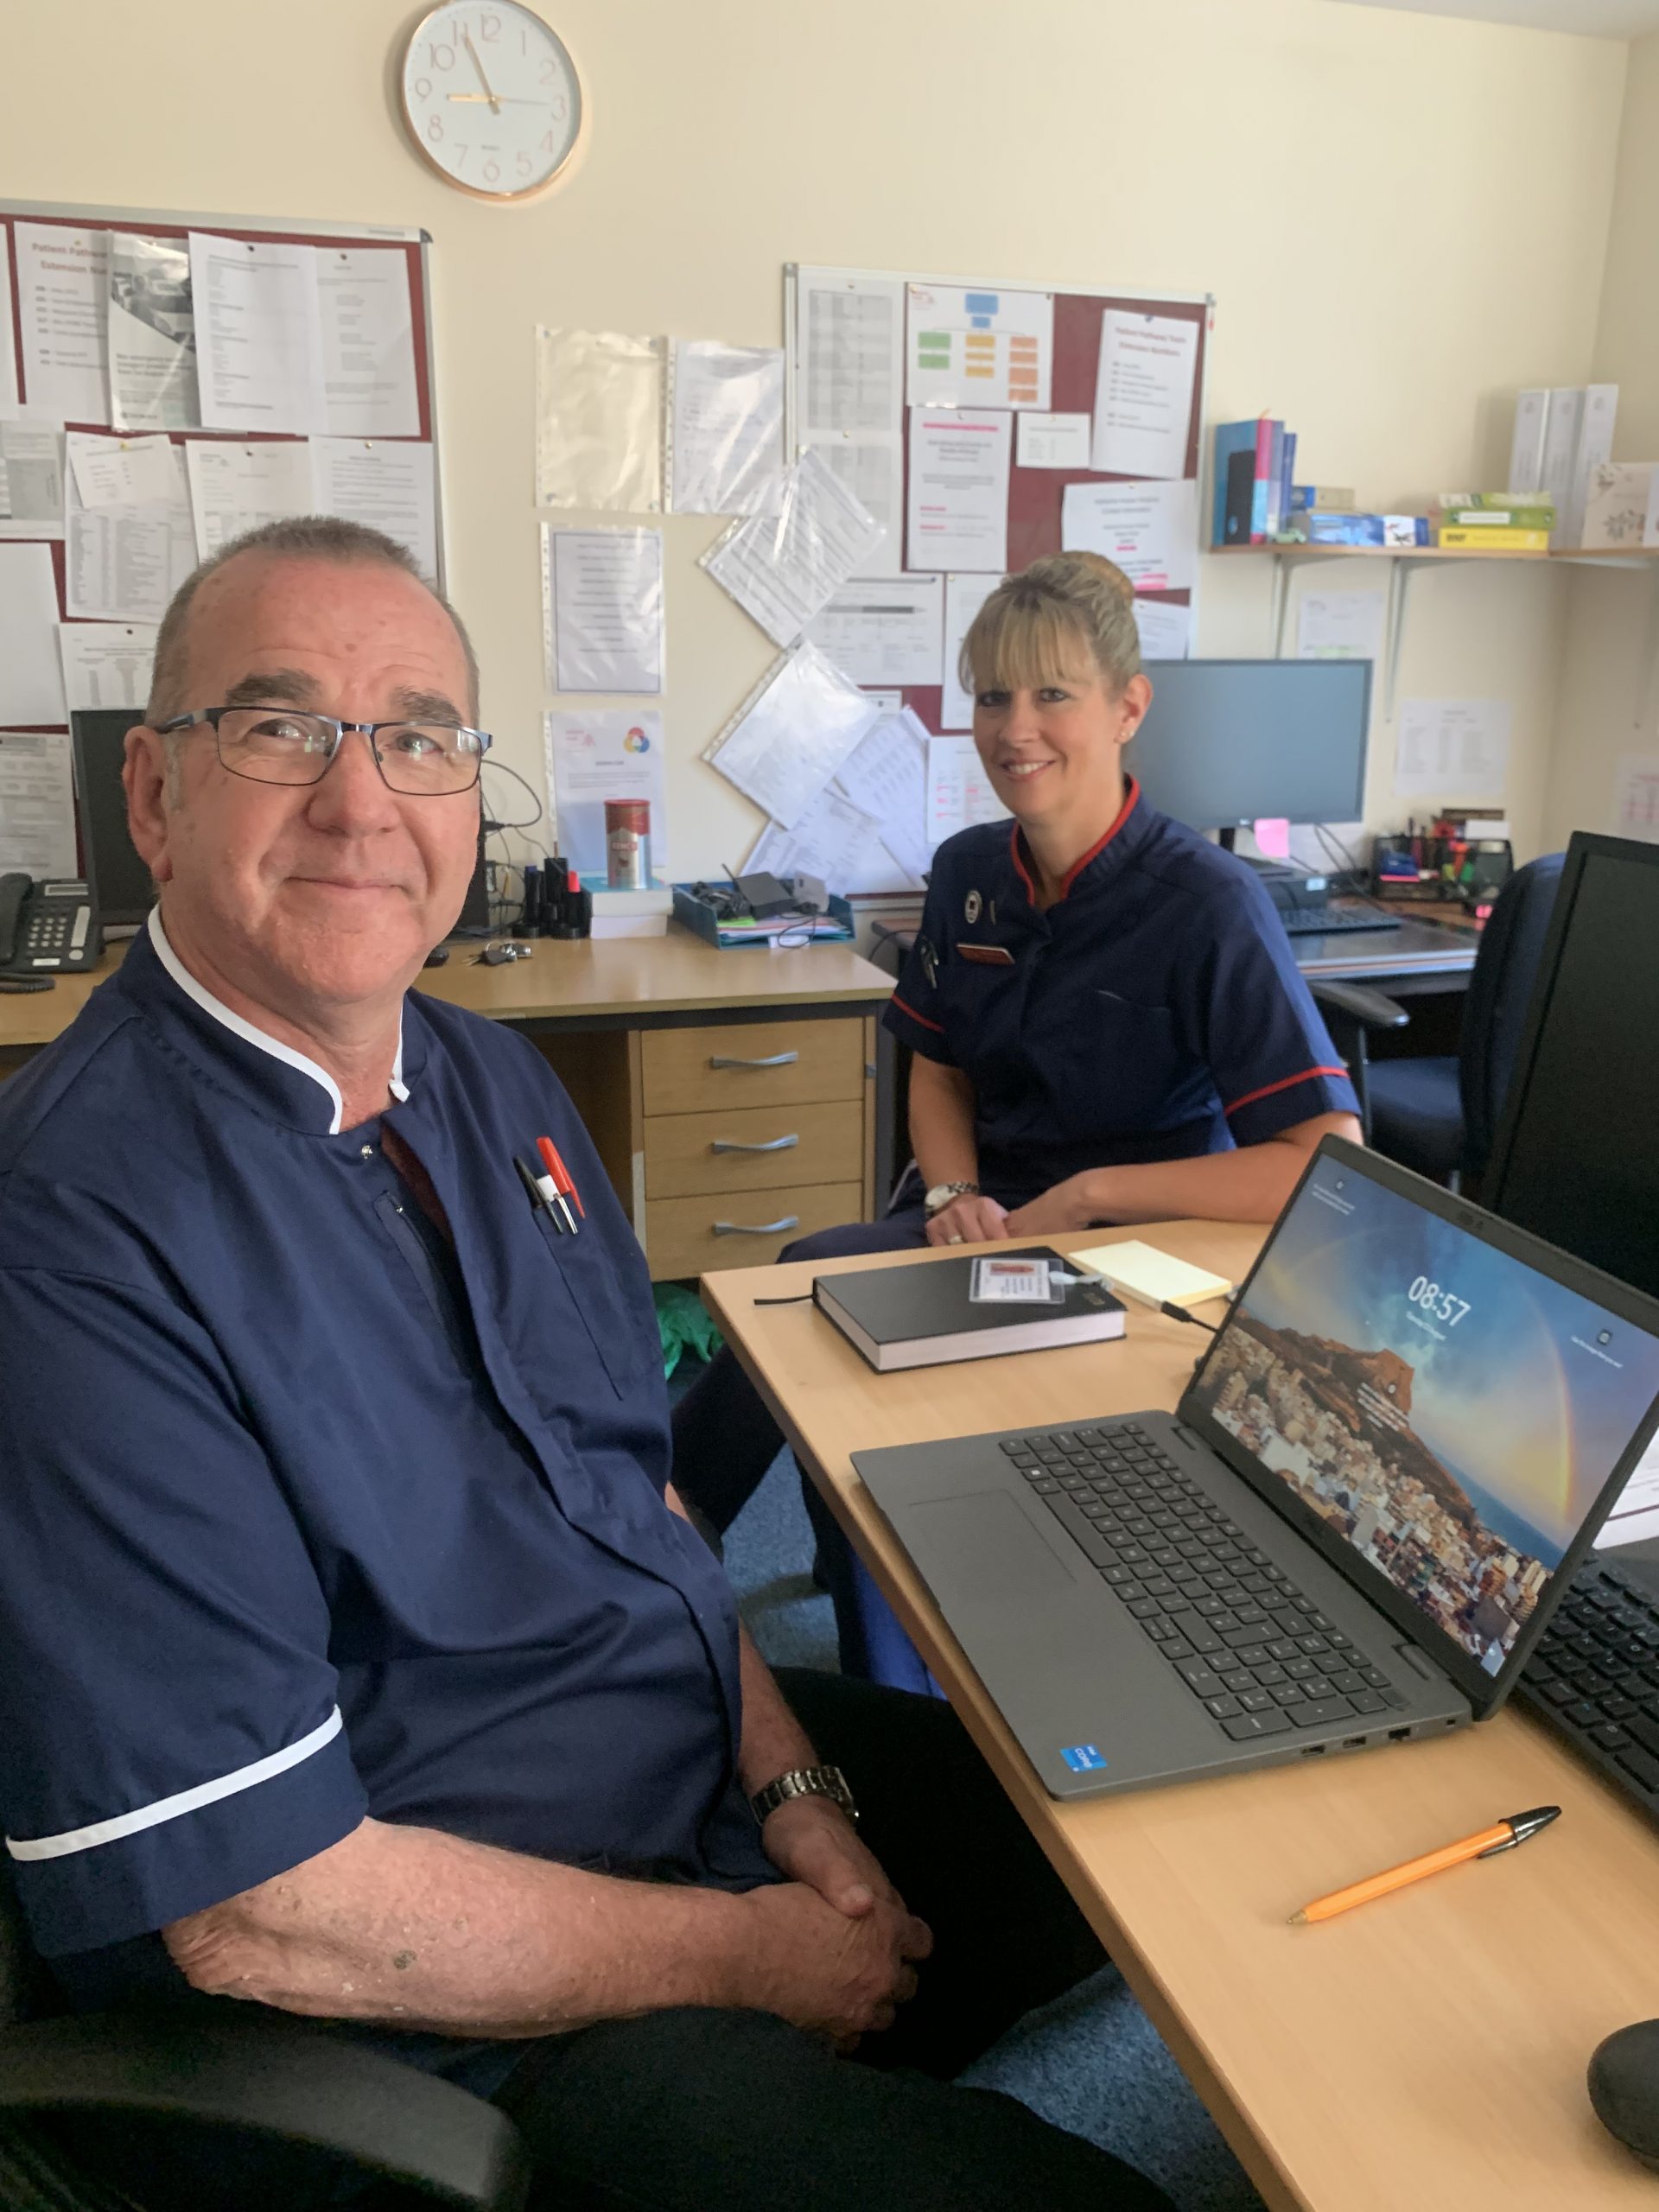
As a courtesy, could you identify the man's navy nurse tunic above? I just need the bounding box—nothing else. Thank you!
[0,914,775,2008]
[882,779,1358,1202]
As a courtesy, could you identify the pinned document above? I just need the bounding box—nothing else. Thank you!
[1297,588,1386,663]
[833,708,931,883]
[907,411,1010,574]
[535,327,664,512]
[184,439,314,559]
[702,448,884,648]
[702,642,880,829]
[804,575,944,688]
[0,545,68,726]
[926,734,1009,849]
[315,247,420,439]
[190,233,325,435]
[1016,412,1091,469]
[941,573,1001,728]
[542,526,664,695]
[668,340,785,516]
[1090,310,1198,480]
[0,423,66,541]
[544,708,668,885]
[1131,598,1191,661]
[0,732,76,877]
[1394,698,1511,803]
[108,233,200,434]
[57,622,158,713]
[310,439,437,575]
[906,284,1052,414]
[745,785,885,893]
[15,223,111,427]
[1061,479,1197,593]
[795,270,906,578]
[66,443,194,623]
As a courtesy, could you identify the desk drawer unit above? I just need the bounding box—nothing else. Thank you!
[635,1016,874,1278]
[645,1101,862,1199]
[643,1181,866,1281]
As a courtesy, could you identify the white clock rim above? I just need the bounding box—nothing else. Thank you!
[399,0,588,204]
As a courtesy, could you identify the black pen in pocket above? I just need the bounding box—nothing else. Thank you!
[514,1153,568,1233]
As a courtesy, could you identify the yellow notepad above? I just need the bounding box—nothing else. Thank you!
[1072,1240,1233,1312]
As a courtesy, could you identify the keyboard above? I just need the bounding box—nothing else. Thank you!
[1518,1556,1659,1822]
[1003,1421,1408,1744]
[1275,903,1403,938]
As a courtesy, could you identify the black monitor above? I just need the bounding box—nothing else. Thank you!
[70,709,155,928]
[1484,832,1659,1300]
[1125,658,1372,830]
[69,708,491,935]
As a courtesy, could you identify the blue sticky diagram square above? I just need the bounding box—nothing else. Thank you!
[969,316,992,329]
[964,292,999,315]
[1060,1743,1108,1773]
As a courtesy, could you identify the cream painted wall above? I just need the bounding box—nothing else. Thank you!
[0,0,1627,874]
[1541,30,1659,853]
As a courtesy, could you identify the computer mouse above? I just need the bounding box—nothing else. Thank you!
[1588,2019,1659,2168]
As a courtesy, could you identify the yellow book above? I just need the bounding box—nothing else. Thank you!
[1071,1240,1233,1312]
[1435,525,1551,551]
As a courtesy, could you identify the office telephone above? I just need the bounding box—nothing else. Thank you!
[0,874,103,976]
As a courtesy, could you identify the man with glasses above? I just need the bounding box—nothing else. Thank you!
[0,520,1172,2212]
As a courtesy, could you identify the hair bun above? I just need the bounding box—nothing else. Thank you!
[1056,549,1135,607]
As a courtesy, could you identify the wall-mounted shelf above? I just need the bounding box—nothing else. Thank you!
[1211,542,1659,721]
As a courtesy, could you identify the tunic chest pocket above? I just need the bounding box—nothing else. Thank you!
[529,1210,651,1399]
[1060,991,1185,1133]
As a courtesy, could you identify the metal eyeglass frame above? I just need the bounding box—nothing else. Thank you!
[156,709,493,793]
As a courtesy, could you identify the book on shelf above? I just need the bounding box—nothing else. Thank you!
[1433,500,1557,531]
[1434,524,1551,551]
[1563,385,1618,546]
[1509,388,1549,494]
[1437,490,1558,516]
[1289,486,1356,512]
[1254,416,1282,542]
[1211,420,1259,544]
[1540,387,1586,537]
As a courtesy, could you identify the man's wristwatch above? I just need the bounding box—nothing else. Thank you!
[923,1180,979,1219]
[749,1765,859,1826]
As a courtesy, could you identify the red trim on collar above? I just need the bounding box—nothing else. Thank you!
[1009,777,1141,907]
[1007,821,1037,905]
[891,994,945,1035]
[1224,1065,1349,1119]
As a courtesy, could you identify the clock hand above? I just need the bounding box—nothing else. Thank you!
[461,28,501,115]
[447,91,546,103]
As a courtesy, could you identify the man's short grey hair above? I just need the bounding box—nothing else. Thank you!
[144,515,480,725]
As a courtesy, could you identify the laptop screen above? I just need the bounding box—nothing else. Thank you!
[1185,1147,1659,1689]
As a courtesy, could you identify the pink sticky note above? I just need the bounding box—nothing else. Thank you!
[1254,817,1291,861]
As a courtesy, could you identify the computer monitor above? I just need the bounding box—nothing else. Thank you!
[70,709,155,929]
[1484,832,1659,1301]
[69,708,492,935]
[1124,658,1372,830]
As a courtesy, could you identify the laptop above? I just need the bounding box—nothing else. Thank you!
[854,1139,1659,1798]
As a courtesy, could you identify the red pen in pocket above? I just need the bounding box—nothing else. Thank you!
[537,1135,584,1231]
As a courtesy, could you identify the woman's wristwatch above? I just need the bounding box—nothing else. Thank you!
[923,1180,980,1219]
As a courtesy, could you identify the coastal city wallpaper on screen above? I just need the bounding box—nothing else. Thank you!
[1189,1162,1659,1675]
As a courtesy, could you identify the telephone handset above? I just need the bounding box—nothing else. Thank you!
[0,874,104,976]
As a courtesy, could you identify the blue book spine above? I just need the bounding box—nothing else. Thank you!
[1264,423,1285,537]
[1211,422,1259,546]
[1280,432,1297,536]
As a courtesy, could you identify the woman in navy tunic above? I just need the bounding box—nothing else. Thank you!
[674,552,1360,1687]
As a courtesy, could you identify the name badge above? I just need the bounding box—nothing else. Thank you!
[957,942,1016,967]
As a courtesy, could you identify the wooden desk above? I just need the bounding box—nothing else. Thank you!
[702,1227,1659,2212]
[0,931,894,1280]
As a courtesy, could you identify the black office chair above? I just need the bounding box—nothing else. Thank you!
[1310,853,1566,1190]
[0,1866,530,2211]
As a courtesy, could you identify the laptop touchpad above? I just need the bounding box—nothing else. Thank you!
[895,1491,1079,1601]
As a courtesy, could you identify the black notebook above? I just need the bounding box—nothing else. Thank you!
[814,1246,1126,1372]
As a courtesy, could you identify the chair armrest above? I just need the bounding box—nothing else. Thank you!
[1307,979,1410,1031]
[0,2012,529,2211]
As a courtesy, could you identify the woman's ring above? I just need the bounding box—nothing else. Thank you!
[947,1233,964,1244]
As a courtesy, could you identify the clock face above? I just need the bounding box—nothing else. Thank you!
[401,2,583,200]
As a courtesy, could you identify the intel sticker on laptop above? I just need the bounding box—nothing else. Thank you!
[1060,1743,1108,1772]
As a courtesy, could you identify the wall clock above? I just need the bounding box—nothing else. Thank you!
[400,3,584,200]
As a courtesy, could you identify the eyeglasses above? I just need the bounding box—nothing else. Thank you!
[158,708,493,796]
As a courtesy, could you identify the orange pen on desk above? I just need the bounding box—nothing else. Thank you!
[1288,1805,1560,1925]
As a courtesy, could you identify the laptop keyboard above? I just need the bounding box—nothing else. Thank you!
[1518,1556,1659,1827]
[1004,1421,1409,1742]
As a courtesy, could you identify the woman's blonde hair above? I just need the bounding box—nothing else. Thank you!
[960,550,1141,703]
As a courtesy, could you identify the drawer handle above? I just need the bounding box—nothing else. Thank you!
[713,1215,800,1236]
[711,1134,799,1154]
[709,1051,799,1070]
